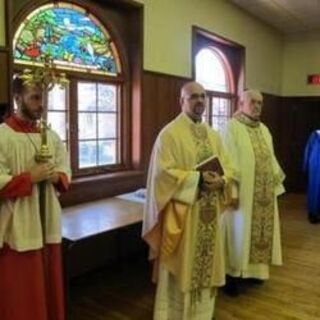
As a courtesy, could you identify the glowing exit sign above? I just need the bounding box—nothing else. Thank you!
[308,74,320,85]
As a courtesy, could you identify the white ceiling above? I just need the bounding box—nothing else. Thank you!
[229,0,320,34]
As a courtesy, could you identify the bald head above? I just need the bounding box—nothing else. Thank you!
[180,82,205,98]
[180,81,206,122]
[239,89,263,120]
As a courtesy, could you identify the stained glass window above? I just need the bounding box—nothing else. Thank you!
[13,2,121,76]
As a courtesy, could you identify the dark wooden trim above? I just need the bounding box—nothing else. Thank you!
[99,0,143,9]
[4,0,10,46]
[205,90,237,99]
[282,96,320,100]
[131,5,144,170]
[191,25,245,97]
[60,170,144,207]
[192,25,245,48]
[143,69,191,82]
[5,0,12,114]
[14,64,125,82]
[0,51,10,109]
[14,64,125,83]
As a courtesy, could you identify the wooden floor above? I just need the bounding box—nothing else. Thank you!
[69,194,320,320]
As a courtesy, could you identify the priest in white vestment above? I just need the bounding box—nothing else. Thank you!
[142,82,235,320]
[221,89,285,296]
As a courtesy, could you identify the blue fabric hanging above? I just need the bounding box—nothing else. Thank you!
[303,130,320,222]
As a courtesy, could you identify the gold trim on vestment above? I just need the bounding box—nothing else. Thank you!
[190,123,218,293]
[246,126,275,264]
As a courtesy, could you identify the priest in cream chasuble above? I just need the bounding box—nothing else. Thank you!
[142,82,235,320]
[221,89,285,295]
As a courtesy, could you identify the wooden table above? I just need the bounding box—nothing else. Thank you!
[62,197,143,242]
[62,194,145,319]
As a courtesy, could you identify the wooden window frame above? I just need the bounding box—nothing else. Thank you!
[12,0,138,178]
[192,26,245,127]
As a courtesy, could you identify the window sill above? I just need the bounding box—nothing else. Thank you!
[71,170,144,185]
[61,170,145,207]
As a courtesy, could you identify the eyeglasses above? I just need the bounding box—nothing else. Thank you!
[185,93,206,100]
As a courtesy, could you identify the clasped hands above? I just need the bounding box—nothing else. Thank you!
[200,171,225,192]
[30,163,60,184]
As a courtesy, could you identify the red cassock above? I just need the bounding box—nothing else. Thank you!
[0,115,70,320]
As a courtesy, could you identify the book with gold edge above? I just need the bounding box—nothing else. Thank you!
[195,155,224,176]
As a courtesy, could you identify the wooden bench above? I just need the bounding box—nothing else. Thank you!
[62,192,145,278]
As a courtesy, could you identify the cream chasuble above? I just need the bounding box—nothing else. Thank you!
[142,113,234,320]
[222,113,285,279]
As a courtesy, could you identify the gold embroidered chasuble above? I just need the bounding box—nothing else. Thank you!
[143,113,235,296]
[235,113,275,264]
[190,123,219,295]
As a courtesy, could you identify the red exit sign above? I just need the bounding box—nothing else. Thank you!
[308,74,320,85]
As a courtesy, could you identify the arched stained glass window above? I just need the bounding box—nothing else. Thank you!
[12,1,135,177]
[13,2,121,76]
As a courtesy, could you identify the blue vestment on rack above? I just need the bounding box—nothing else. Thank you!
[303,131,320,218]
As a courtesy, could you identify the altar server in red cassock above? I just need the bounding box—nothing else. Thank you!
[0,76,71,320]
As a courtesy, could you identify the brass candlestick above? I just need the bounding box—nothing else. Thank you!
[20,54,68,243]
[20,54,68,162]
[35,119,52,163]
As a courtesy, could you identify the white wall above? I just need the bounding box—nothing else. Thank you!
[137,0,284,95]
[282,32,320,96]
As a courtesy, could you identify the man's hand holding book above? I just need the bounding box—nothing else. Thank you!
[196,156,225,192]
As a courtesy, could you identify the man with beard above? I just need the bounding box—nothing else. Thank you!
[0,76,70,320]
[221,89,285,296]
[142,81,234,319]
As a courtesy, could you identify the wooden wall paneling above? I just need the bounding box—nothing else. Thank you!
[261,92,283,165]
[259,94,320,193]
[262,95,320,193]
[279,97,320,192]
[0,50,9,121]
[141,71,190,169]
[60,171,144,207]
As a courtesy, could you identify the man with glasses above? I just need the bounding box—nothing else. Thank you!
[143,81,234,320]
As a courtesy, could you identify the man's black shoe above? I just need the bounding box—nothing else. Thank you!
[222,276,241,297]
[308,215,320,224]
[245,278,264,285]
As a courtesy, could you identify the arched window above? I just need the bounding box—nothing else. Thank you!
[195,46,237,132]
[196,48,229,92]
[13,3,121,75]
[13,2,125,176]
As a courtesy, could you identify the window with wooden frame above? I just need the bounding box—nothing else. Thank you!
[13,2,127,177]
[193,27,244,132]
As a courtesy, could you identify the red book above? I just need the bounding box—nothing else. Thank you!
[195,155,224,176]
